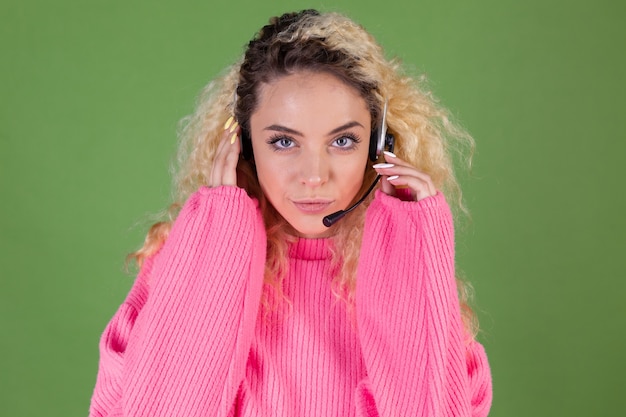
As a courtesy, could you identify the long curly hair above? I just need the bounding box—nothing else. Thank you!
[131,10,478,336]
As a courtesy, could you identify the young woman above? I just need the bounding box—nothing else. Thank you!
[90,9,492,417]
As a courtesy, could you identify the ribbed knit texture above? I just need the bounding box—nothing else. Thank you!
[89,187,492,417]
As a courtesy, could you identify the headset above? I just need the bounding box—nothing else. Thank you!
[238,101,395,226]
[367,100,396,162]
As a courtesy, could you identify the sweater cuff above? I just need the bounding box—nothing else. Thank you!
[372,189,448,212]
[197,185,259,209]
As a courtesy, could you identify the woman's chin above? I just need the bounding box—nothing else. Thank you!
[287,218,334,239]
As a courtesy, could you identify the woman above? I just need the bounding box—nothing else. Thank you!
[90,9,492,417]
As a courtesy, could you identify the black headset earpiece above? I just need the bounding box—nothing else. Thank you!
[368,100,395,161]
[240,126,253,160]
[368,129,395,161]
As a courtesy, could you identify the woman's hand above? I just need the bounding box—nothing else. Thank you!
[209,117,241,187]
[373,151,437,201]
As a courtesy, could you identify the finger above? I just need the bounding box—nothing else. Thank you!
[383,150,413,168]
[373,160,437,201]
[386,174,436,201]
[373,163,431,183]
[379,174,397,196]
[387,167,436,194]
[210,129,230,187]
[384,151,416,169]
[210,119,240,187]
[221,127,241,186]
[372,163,401,195]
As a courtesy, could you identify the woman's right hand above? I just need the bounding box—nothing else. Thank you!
[209,116,241,187]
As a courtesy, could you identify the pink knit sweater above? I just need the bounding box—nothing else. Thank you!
[90,186,492,416]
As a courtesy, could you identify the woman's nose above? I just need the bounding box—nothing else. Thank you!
[299,152,329,187]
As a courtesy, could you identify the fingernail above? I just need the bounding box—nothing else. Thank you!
[373,163,394,169]
[223,116,234,130]
[387,175,400,181]
[384,151,396,158]
[229,121,239,133]
[230,132,237,144]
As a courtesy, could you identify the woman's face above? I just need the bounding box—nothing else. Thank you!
[249,71,371,238]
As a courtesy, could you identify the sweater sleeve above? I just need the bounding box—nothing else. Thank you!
[89,254,153,417]
[355,191,492,417]
[89,186,267,417]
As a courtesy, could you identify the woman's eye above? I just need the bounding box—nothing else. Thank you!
[268,136,295,149]
[333,135,359,149]
[335,137,350,147]
[278,138,293,148]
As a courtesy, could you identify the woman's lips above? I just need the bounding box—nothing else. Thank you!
[292,199,333,214]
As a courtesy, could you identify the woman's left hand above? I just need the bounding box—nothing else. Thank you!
[373,151,437,201]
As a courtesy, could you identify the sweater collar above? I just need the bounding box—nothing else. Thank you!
[289,238,333,261]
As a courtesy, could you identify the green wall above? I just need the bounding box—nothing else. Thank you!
[2,1,624,415]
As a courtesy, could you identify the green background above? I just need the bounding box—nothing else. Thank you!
[2,0,624,415]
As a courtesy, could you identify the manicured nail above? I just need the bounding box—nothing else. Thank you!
[387,175,400,181]
[230,132,237,144]
[223,116,234,130]
[384,151,396,158]
[229,121,239,133]
[373,163,394,169]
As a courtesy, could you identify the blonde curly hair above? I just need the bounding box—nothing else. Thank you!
[131,10,478,336]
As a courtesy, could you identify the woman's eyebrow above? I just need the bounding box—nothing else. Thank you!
[263,121,365,136]
[263,125,303,136]
[327,121,365,135]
